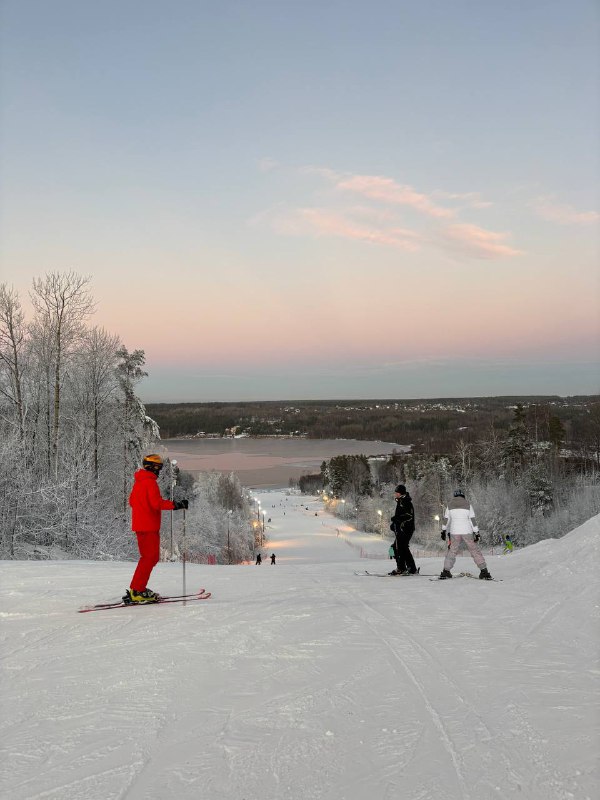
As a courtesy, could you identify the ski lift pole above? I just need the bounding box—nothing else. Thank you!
[182,507,187,605]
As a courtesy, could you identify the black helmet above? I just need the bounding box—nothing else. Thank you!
[395,484,406,495]
[453,489,465,498]
[143,454,164,474]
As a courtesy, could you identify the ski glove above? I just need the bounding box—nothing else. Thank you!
[473,533,480,543]
[390,523,396,533]
[173,499,189,510]
[440,531,446,541]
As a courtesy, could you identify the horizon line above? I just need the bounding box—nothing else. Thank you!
[142,392,600,405]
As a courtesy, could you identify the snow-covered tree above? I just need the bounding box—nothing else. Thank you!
[170,471,253,564]
[502,404,532,476]
[29,272,95,478]
[0,285,27,445]
[0,275,154,560]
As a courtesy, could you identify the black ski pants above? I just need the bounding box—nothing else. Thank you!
[394,531,416,574]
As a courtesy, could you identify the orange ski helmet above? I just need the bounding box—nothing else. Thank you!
[142,454,164,474]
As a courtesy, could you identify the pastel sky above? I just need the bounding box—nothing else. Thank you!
[1,0,598,401]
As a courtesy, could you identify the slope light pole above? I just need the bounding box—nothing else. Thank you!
[227,509,232,564]
[182,507,187,605]
[170,459,177,559]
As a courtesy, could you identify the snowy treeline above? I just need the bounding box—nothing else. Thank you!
[0,273,255,563]
[316,404,600,547]
[0,273,162,559]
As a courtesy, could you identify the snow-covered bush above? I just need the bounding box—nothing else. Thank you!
[163,471,254,565]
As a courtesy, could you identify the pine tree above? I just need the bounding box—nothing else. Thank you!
[503,404,531,476]
[525,463,554,516]
[548,415,566,451]
[115,347,149,513]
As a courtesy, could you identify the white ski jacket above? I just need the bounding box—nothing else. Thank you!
[442,496,479,536]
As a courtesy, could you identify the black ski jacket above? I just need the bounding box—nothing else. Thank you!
[392,493,415,535]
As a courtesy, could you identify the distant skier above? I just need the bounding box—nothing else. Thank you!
[503,535,514,554]
[125,454,188,604]
[256,553,262,565]
[270,553,276,565]
[389,484,417,575]
[439,490,492,580]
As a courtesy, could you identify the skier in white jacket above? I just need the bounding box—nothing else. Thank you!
[439,490,493,580]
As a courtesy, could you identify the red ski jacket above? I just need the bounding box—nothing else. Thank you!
[129,469,175,532]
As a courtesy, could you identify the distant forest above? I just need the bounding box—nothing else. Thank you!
[146,396,600,456]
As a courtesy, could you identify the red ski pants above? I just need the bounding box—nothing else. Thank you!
[130,531,160,591]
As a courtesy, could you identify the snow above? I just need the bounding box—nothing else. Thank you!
[1,492,598,800]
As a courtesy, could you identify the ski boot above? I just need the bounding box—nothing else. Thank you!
[401,568,420,576]
[439,569,452,580]
[479,568,493,581]
[388,569,399,576]
[123,588,160,604]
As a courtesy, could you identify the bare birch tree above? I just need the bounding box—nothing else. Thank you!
[0,285,27,445]
[30,272,95,477]
[69,327,121,482]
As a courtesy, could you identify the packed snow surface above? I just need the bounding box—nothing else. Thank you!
[1,491,598,800]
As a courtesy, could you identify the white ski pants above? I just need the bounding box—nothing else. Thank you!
[444,534,487,571]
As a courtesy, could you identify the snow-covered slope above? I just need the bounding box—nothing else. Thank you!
[1,492,598,800]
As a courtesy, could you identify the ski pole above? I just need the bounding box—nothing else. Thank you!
[182,507,187,605]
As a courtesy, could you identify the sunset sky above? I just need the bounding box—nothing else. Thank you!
[1,0,598,401]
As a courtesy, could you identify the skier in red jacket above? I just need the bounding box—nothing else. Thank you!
[124,454,187,604]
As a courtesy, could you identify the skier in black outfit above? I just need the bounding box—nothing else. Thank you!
[389,484,417,575]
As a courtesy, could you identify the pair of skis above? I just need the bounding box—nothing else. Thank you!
[355,570,501,582]
[355,568,437,578]
[428,571,501,582]
[78,588,211,613]
[448,571,502,582]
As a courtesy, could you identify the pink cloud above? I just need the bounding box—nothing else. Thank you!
[440,223,523,259]
[431,189,493,209]
[254,164,525,258]
[336,174,454,218]
[250,205,422,250]
[299,208,422,250]
[531,196,600,225]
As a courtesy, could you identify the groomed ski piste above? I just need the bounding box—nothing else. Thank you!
[1,490,598,800]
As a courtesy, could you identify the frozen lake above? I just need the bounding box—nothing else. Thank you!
[161,437,409,488]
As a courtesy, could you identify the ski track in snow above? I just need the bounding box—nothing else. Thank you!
[341,586,585,800]
[0,491,598,800]
[343,593,471,799]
